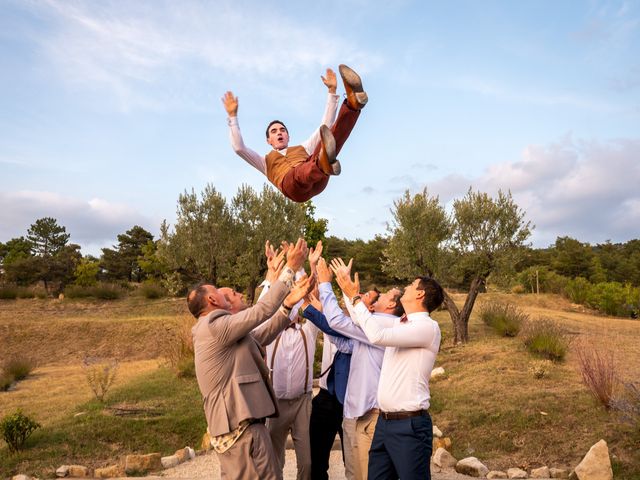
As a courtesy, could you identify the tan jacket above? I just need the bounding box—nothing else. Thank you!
[192,280,291,437]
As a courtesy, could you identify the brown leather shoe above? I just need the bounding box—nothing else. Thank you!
[339,64,368,110]
[318,125,339,175]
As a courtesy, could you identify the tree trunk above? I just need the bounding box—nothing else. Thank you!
[443,276,486,344]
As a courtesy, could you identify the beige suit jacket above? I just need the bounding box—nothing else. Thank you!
[193,280,291,437]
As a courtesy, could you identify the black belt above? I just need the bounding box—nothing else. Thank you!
[379,409,427,420]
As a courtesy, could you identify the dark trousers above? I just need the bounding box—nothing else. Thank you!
[368,412,433,480]
[310,388,345,480]
[280,100,361,202]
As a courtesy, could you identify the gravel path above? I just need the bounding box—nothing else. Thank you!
[155,449,477,479]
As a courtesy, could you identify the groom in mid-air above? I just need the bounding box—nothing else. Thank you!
[222,64,368,202]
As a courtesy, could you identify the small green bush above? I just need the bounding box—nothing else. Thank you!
[480,301,527,337]
[139,281,166,299]
[564,277,592,304]
[92,283,125,300]
[0,287,18,300]
[0,410,41,453]
[522,318,569,361]
[3,356,35,381]
[0,371,14,391]
[82,357,119,402]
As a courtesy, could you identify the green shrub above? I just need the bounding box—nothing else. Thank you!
[64,285,93,298]
[480,301,527,337]
[3,356,35,381]
[138,281,166,299]
[587,282,628,316]
[82,357,119,402]
[16,287,35,299]
[516,266,568,294]
[522,318,569,361]
[0,410,41,453]
[0,287,18,300]
[0,371,14,391]
[564,277,592,304]
[92,283,125,300]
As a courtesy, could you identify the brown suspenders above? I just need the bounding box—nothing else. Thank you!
[269,324,310,394]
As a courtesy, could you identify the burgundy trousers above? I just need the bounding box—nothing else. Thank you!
[280,100,360,202]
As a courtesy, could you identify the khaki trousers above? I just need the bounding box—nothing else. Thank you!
[267,393,312,480]
[218,423,279,480]
[342,417,359,480]
[355,410,379,479]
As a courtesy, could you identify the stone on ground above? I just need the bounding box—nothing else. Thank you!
[531,466,550,478]
[550,467,569,478]
[570,439,613,480]
[433,447,458,468]
[487,472,509,479]
[507,467,528,478]
[125,453,162,475]
[93,465,120,478]
[456,457,490,477]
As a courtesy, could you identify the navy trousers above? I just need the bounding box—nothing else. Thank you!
[310,388,344,480]
[367,411,433,480]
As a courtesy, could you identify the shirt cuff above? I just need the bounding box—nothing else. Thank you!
[278,266,295,289]
[227,116,239,126]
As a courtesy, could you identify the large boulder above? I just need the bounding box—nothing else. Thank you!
[507,467,528,478]
[124,453,162,475]
[456,457,490,477]
[433,447,458,468]
[571,440,613,480]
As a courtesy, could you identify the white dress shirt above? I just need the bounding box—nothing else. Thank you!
[319,283,389,419]
[352,302,441,412]
[227,93,340,175]
[318,333,337,391]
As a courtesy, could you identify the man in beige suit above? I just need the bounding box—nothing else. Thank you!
[188,239,313,480]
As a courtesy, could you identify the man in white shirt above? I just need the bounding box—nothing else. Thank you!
[333,262,445,480]
[221,65,367,202]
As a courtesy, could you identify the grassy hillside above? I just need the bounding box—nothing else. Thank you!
[1,294,639,478]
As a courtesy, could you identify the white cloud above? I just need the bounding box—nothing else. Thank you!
[22,0,382,111]
[0,190,158,254]
[427,136,640,247]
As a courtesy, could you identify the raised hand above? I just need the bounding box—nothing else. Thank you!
[308,240,323,273]
[330,258,359,299]
[284,274,316,308]
[285,238,309,272]
[266,244,286,284]
[304,291,322,312]
[316,257,333,284]
[321,68,337,94]
[222,91,238,117]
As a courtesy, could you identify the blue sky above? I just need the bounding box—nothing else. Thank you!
[1,0,639,255]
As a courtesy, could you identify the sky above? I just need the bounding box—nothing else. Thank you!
[1,0,639,256]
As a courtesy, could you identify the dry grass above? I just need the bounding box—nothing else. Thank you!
[575,339,619,409]
[0,360,160,427]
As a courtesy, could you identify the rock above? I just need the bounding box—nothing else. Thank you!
[456,457,490,477]
[55,466,69,478]
[67,465,89,477]
[431,367,445,378]
[58,293,65,300]
[550,467,569,478]
[487,472,508,479]
[93,465,120,478]
[161,455,180,469]
[433,447,458,468]
[433,425,443,438]
[508,467,528,478]
[12,475,33,480]
[531,466,550,478]
[174,446,195,463]
[433,436,452,451]
[572,439,613,480]
[201,431,212,451]
[124,453,162,475]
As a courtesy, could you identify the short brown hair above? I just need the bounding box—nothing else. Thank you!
[416,277,444,313]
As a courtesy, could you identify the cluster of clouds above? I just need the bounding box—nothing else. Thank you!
[22,0,380,111]
[0,191,156,254]
[424,136,640,247]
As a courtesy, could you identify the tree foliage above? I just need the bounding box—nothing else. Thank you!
[101,226,154,282]
[27,217,70,257]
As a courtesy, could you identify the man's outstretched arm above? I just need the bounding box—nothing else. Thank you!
[222,90,267,174]
[300,69,340,155]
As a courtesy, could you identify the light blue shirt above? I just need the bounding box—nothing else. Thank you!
[319,282,395,419]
